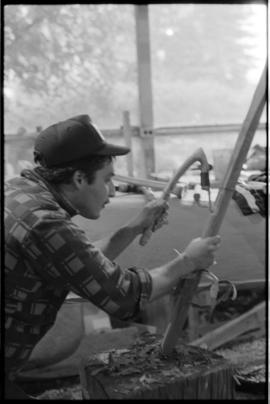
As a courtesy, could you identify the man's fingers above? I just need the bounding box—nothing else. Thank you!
[207,235,221,243]
[212,235,221,244]
[206,235,221,247]
[144,199,169,232]
[153,217,169,231]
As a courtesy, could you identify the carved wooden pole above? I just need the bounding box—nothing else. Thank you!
[161,63,267,355]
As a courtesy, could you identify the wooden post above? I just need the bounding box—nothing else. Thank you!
[135,5,155,178]
[161,63,267,355]
[122,111,134,177]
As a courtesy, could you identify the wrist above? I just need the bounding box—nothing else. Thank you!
[127,212,150,235]
[125,220,143,237]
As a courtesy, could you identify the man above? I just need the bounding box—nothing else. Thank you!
[5,114,221,399]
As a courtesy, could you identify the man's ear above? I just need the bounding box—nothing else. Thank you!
[72,170,85,188]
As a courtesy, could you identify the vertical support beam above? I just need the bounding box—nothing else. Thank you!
[135,5,155,178]
[122,110,134,176]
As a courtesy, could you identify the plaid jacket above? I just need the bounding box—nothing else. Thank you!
[5,168,152,376]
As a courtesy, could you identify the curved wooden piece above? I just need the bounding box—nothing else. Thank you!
[139,148,210,245]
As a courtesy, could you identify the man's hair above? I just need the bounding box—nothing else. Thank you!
[34,155,113,185]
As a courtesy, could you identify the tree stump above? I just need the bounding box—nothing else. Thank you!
[80,332,235,399]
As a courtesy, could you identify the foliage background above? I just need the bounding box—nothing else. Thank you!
[4,4,267,133]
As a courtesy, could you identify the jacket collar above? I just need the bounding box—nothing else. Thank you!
[21,168,79,217]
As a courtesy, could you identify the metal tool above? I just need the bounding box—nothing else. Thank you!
[200,170,213,212]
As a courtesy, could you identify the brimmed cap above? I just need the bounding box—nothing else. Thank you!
[34,114,130,167]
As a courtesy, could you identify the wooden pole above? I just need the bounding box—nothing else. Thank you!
[161,63,267,355]
[135,5,155,178]
[122,111,134,177]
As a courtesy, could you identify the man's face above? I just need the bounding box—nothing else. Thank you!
[75,160,114,219]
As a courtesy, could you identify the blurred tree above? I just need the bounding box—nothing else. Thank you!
[4,4,266,132]
[149,4,266,125]
[5,5,135,92]
[150,4,264,86]
[4,4,138,130]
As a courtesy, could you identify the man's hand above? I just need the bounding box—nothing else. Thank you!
[130,199,169,236]
[95,198,168,260]
[183,235,221,270]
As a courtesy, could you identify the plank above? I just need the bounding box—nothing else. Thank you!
[190,301,265,351]
[114,173,168,190]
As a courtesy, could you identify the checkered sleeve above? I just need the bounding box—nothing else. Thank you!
[127,266,153,313]
[24,211,152,321]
